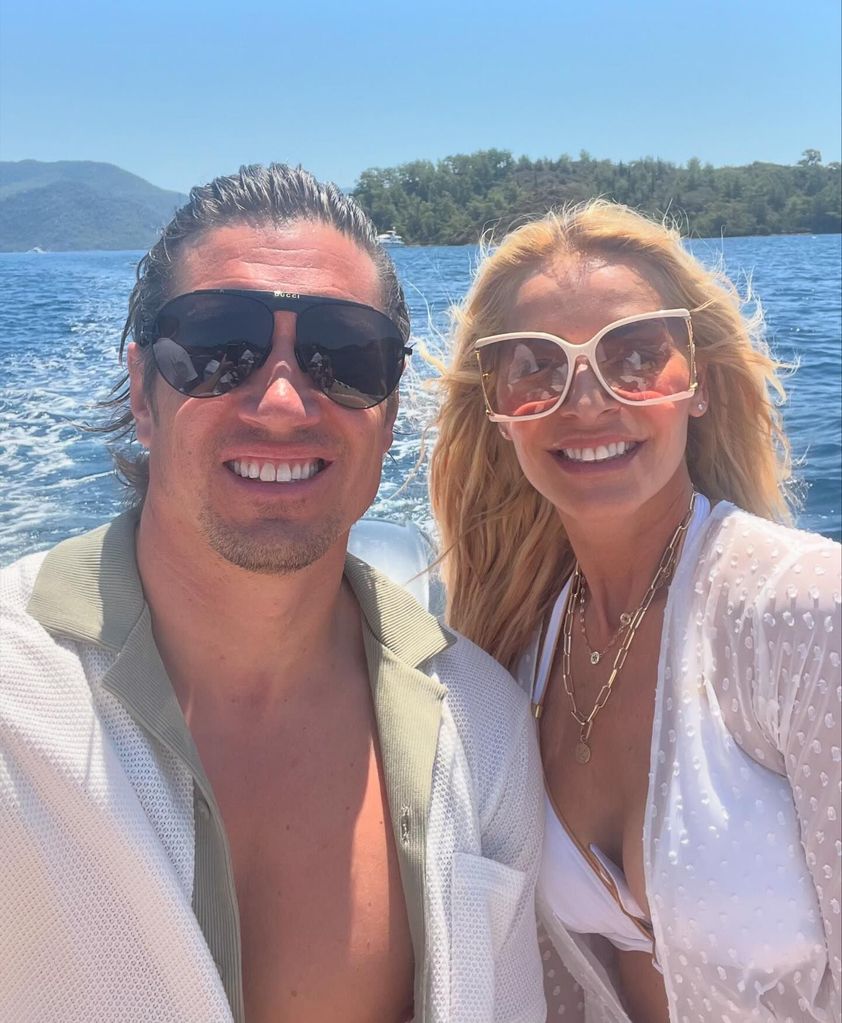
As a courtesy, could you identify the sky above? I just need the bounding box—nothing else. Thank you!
[1,0,840,195]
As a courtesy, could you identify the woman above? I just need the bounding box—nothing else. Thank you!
[430,201,840,1022]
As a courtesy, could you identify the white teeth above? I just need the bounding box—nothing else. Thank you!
[562,441,634,463]
[230,459,322,483]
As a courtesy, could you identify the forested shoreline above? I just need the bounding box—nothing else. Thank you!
[352,149,841,244]
[2,154,839,251]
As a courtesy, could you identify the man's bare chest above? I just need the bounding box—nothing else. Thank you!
[196,707,415,1022]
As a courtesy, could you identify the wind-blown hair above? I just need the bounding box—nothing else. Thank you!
[429,200,794,670]
[99,162,409,501]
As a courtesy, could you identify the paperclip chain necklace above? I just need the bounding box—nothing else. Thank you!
[536,492,696,765]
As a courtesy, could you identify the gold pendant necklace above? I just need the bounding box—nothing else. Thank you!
[577,587,632,665]
[574,735,593,765]
[533,493,697,765]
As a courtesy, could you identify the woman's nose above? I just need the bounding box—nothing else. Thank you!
[560,355,616,416]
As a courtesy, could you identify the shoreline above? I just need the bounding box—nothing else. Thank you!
[1,231,841,255]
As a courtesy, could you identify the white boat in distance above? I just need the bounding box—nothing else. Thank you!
[376,228,405,246]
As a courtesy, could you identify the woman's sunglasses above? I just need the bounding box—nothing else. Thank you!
[139,289,412,410]
[474,309,697,421]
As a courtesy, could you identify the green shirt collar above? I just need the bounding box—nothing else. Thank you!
[27,508,453,668]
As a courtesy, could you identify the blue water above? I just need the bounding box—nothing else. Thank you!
[1,235,840,567]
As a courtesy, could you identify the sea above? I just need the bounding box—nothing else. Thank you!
[1,233,840,568]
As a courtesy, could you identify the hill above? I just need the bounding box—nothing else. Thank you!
[352,149,842,244]
[0,161,187,251]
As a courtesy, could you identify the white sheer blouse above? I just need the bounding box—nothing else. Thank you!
[516,502,841,1022]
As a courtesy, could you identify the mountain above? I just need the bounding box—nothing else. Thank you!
[0,161,187,251]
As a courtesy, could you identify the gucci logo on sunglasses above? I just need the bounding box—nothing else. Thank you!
[139,289,412,410]
[474,309,697,421]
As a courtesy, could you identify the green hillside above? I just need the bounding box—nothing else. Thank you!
[0,161,187,251]
[352,149,842,244]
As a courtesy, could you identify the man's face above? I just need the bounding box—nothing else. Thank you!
[128,221,398,574]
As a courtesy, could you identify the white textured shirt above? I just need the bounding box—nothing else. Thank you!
[0,514,546,1023]
[517,502,841,1022]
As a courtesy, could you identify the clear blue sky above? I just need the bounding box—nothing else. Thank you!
[1,0,839,194]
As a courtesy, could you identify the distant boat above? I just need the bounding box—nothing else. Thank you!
[377,229,405,246]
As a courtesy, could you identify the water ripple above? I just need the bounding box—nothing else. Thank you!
[1,237,839,566]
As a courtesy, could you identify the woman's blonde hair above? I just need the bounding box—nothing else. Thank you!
[429,200,794,670]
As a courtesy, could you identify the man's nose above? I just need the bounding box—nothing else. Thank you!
[236,313,323,425]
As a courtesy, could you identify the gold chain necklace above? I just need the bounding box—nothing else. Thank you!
[577,586,632,665]
[534,493,696,765]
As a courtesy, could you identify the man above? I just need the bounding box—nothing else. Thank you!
[0,164,545,1022]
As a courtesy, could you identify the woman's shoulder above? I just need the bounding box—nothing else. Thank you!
[704,501,838,553]
[697,502,840,610]
[689,503,841,770]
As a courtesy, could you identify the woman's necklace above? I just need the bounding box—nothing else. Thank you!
[577,586,632,665]
[535,492,696,765]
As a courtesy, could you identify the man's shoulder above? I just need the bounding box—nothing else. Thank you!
[428,628,532,735]
[1,513,142,652]
[1,549,50,621]
[346,553,530,730]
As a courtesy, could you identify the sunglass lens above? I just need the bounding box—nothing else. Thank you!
[477,338,568,417]
[296,305,405,408]
[596,316,692,401]
[150,293,273,396]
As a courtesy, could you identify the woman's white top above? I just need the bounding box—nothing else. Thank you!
[540,795,653,955]
[529,500,710,957]
[517,501,841,1022]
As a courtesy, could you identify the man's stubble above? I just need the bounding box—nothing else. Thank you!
[198,503,349,575]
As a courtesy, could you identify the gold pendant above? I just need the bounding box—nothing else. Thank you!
[590,651,600,665]
[575,739,591,764]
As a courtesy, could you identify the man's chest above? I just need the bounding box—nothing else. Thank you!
[196,707,415,1023]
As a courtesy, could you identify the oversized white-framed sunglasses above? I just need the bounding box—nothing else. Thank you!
[474,308,698,422]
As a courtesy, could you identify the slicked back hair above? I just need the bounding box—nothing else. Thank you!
[100,162,409,501]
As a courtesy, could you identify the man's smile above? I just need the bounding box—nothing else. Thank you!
[225,458,328,483]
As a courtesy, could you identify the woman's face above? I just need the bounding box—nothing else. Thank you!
[496,257,705,527]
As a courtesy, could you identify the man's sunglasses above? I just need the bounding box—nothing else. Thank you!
[474,309,697,421]
[138,289,412,409]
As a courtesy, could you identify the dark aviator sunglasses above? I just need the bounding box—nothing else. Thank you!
[139,289,412,410]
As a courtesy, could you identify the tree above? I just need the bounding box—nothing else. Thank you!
[349,150,842,243]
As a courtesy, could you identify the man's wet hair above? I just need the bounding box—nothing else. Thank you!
[99,163,409,501]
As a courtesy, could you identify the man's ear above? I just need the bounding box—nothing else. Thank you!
[127,343,154,448]
[382,391,401,452]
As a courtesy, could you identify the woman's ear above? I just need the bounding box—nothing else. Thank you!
[497,422,512,442]
[689,375,709,418]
